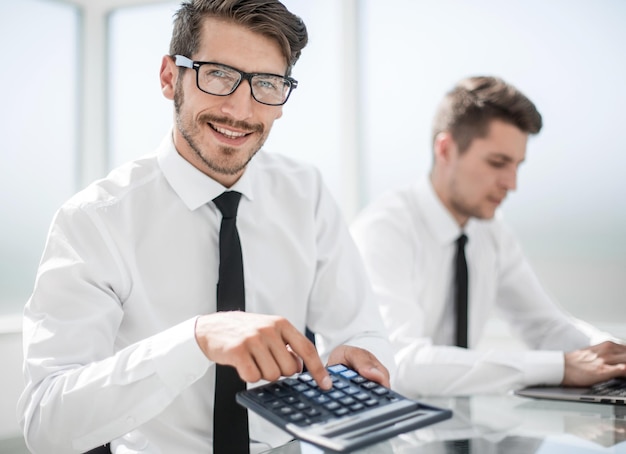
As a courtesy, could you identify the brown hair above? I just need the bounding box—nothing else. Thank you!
[169,0,308,76]
[432,76,543,153]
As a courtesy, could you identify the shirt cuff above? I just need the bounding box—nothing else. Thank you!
[149,316,211,391]
[524,350,564,386]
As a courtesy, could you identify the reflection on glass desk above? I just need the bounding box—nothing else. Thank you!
[265,394,626,453]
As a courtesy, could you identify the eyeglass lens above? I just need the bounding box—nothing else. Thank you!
[197,63,292,105]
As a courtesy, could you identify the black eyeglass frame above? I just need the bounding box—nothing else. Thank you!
[173,54,298,106]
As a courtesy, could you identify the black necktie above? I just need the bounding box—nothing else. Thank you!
[212,191,249,454]
[454,234,469,348]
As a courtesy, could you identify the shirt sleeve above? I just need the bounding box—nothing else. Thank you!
[493,221,613,351]
[304,175,396,377]
[351,197,574,397]
[18,204,210,453]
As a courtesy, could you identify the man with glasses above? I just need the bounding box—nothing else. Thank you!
[18,1,393,453]
[351,76,626,398]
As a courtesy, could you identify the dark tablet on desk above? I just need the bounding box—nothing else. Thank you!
[515,377,626,405]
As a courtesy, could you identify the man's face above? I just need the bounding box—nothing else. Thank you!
[167,18,286,186]
[442,119,528,226]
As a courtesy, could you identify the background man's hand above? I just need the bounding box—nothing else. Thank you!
[195,312,332,389]
[563,341,626,387]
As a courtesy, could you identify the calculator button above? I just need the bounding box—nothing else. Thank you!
[327,364,348,374]
[340,370,358,379]
[343,386,360,395]
[349,403,365,412]
[339,397,356,406]
[293,402,309,411]
[324,401,341,411]
[304,408,321,417]
[313,395,331,404]
[268,385,291,397]
[289,412,305,422]
[259,393,278,402]
[329,391,344,399]
[303,390,319,399]
[298,373,314,383]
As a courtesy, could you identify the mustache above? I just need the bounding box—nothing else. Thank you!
[199,113,263,134]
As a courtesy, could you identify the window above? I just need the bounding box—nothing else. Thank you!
[108,2,179,169]
[0,0,79,315]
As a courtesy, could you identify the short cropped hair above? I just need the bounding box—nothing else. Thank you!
[170,0,308,76]
[432,76,543,153]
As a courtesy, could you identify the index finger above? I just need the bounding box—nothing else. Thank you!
[281,324,332,390]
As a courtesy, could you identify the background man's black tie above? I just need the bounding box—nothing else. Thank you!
[454,234,469,348]
[213,191,249,454]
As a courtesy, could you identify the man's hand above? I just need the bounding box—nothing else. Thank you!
[195,312,332,389]
[327,345,390,388]
[563,341,626,387]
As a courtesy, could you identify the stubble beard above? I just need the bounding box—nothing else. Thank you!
[174,81,267,177]
[448,178,494,222]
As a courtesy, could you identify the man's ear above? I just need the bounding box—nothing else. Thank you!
[433,131,456,165]
[160,55,177,100]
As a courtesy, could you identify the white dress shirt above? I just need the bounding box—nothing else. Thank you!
[18,133,394,454]
[350,177,609,397]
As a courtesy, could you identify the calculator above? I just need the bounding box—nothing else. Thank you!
[236,364,452,452]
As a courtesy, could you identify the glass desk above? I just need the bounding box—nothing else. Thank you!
[266,394,626,453]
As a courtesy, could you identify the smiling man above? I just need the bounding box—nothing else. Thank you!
[18,1,393,453]
[351,76,626,397]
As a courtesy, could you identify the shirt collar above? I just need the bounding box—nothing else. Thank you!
[157,132,255,211]
[415,176,467,245]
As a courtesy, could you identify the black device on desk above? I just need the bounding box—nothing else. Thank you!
[515,377,626,405]
[236,364,452,453]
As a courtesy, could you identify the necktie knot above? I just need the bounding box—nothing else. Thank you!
[456,233,468,249]
[214,191,242,219]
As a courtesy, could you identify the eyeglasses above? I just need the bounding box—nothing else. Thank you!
[174,55,298,106]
